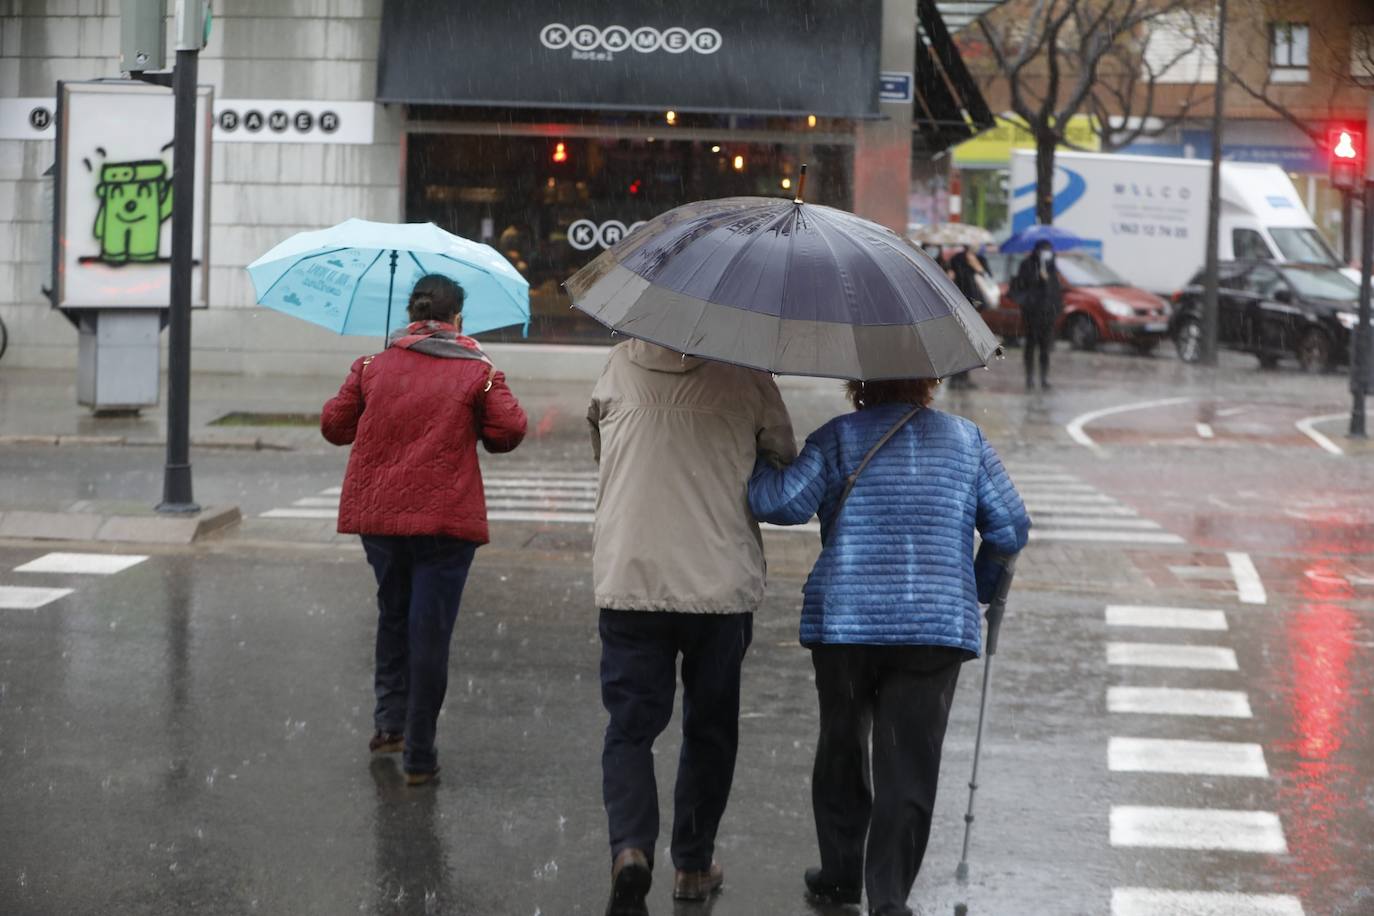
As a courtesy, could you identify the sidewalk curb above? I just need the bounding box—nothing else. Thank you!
[0,505,242,545]
[0,435,294,451]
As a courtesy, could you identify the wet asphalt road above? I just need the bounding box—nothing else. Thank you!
[2,542,1370,915]
[1,348,1373,915]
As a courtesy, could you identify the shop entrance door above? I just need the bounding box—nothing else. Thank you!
[405,131,852,344]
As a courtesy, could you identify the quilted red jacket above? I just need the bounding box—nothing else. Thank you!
[321,326,527,543]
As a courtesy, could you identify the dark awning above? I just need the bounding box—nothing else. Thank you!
[913,0,996,152]
[377,1,883,118]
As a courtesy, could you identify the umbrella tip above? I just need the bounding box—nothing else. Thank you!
[793,163,808,205]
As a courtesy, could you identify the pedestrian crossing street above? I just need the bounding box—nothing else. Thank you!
[261,463,1185,548]
[0,551,148,610]
[1105,601,1303,916]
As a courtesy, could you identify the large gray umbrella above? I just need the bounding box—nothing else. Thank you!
[566,191,1000,380]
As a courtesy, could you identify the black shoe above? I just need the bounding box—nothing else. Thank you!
[1025,376,1035,390]
[804,866,861,905]
[1040,378,1052,390]
[607,848,652,916]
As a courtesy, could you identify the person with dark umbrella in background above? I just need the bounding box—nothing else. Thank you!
[321,274,528,787]
[1011,239,1063,390]
[748,377,1030,916]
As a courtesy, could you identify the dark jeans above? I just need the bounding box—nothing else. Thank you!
[599,608,753,872]
[810,644,965,916]
[1022,318,1054,383]
[362,535,478,774]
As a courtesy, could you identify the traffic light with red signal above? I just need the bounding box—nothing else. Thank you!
[1328,126,1365,191]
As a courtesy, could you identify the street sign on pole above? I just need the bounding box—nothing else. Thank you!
[120,0,166,74]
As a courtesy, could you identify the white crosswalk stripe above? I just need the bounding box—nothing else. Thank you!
[1110,807,1287,853]
[1107,687,1253,718]
[1105,599,1297,912]
[1004,464,1184,547]
[1108,737,1269,777]
[14,552,148,575]
[0,585,75,610]
[1106,605,1229,630]
[1112,889,1304,916]
[265,464,1181,547]
[1107,642,1238,670]
[2,552,152,613]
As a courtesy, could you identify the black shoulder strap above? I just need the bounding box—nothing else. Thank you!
[834,405,923,519]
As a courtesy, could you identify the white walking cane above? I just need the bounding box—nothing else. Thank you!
[954,549,1017,916]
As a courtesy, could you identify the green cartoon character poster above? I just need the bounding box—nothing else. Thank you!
[55,81,212,309]
[91,158,174,264]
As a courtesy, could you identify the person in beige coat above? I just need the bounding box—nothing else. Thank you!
[589,338,796,915]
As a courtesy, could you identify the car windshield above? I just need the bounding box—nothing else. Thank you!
[1279,265,1359,302]
[1270,227,1341,266]
[1057,255,1126,287]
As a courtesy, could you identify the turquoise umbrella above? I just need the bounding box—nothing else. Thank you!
[246,219,529,338]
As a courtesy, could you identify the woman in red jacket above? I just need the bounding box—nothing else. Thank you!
[321,274,528,786]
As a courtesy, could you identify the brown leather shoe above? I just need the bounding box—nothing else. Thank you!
[606,848,652,916]
[673,860,724,901]
[368,731,403,754]
[404,766,439,787]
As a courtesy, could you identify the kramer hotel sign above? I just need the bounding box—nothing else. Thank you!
[378,0,881,116]
[1,97,374,144]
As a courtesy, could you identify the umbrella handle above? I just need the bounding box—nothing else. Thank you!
[384,250,399,347]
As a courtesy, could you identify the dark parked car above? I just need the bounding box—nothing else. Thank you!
[981,252,1172,354]
[1170,261,1363,372]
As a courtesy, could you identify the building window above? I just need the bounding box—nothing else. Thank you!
[405,131,853,344]
[1143,11,1217,84]
[1269,22,1309,83]
[1353,26,1374,83]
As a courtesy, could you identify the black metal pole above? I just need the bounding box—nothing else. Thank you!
[1341,191,1354,263]
[158,47,200,513]
[1351,179,1373,439]
[1200,0,1227,367]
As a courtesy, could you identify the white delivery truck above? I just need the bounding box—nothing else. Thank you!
[1008,150,1349,295]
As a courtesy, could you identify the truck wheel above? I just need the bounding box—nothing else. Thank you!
[1174,318,1203,363]
[1068,314,1098,351]
[1257,354,1280,370]
[1296,328,1333,374]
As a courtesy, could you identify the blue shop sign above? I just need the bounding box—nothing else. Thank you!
[1122,133,1323,173]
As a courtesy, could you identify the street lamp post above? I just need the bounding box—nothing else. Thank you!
[1199,0,1228,366]
[157,1,208,514]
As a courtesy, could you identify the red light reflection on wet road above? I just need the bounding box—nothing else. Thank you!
[1273,557,1361,907]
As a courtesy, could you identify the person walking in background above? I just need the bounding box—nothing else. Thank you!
[588,338,796,915]
[1011,239,1063,390]
[921,243,954,282]
[321,274,528,787]
[748,378,1029,916]
[948,246,996,390]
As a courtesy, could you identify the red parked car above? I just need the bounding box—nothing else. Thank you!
[981,252,1173,354]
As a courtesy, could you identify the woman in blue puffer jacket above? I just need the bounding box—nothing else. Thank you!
[748,377,1029,916]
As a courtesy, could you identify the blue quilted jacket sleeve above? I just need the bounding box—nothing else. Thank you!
[748,424,837,525]
[973,434,1031,601]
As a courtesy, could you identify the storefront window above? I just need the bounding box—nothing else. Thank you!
[406,132,853,344]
